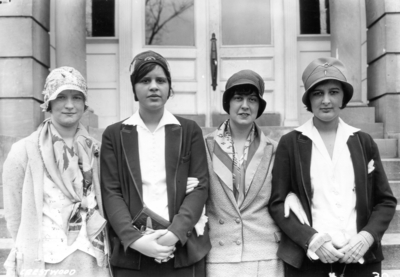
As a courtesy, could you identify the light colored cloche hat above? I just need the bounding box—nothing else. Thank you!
[301,57,353,108]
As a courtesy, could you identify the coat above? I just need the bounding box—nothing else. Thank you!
[204,128,281,264]
[100,115,211,270]
[268,130,397,268]
[2,130,106,277]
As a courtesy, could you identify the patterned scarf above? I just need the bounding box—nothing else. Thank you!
[212,120,259,206]
[38,119,106,266]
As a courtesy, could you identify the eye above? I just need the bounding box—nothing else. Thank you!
[311,91,323,97]
[73,95,84,100]
[156,78,167,84]
[139,78,150,84]
[233,95,242,101]
[249,97,259,103]
[330,90,340,95]
[56,95,66,100]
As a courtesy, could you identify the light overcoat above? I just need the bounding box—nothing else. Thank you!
[204,129,281,264]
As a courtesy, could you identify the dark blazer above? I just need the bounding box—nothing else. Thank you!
[100,115,211,270]
[268,130,397,269]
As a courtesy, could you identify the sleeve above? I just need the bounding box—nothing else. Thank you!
[3,141,27,241]
[168,123,209,245]
[268,135,317,251]
[361,136,397,244]
[100,127,142,252]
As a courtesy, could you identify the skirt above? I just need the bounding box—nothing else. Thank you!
[206,259,284,277]
[112,255,206,277]
[284,258,382,277]
[45,250,111,277]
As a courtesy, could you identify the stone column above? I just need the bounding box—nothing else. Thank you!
[55,0,86,78]
[0,0,50,137]
[329,0,363,105]
[366,0,400,137]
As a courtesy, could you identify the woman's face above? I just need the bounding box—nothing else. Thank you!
[50,90,85,129]
[229,92,259,128]
[309,80,344,123]
[134,65,170,113]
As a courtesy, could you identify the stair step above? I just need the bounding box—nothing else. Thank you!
[0,238,13,275]
[352,122,384,139]
[0,210,10,238]
[375,139,398,158]
[391,181,400,202]
[340,106,376,124]
[387,206,400,234]
[382,159,400,181]
[382,233,400,270]
[383,270,400,277]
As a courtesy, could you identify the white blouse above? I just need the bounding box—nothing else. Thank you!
[295,118,360,246]
[123,109,180,221]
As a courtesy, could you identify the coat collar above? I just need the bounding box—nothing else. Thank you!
[120,119,182,220]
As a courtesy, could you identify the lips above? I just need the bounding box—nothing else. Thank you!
[148,94,161,98]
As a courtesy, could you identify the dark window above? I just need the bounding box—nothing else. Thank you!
[299,0,330,35]
[87,0,115,37]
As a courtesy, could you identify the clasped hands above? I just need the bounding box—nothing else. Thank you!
[308,231,373,264]
[130,229,179,262]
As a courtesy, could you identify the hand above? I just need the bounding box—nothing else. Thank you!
[338,232,373,264]
[186,177,199,194]
[130,229,175,260]
[284,192,310,225]
[157,230,179,246]
[315,241,344,263]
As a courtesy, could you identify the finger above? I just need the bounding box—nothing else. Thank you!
[187,177,198,182]
[284,199,290,218]
[186,188,194,194]
[152,229,169,238]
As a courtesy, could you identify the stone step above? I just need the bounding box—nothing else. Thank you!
[382,159,400,181]
[352,122,384,139]
[387,206,400,234]
[0,238,13,275]
[382,233,400,270]
[375,139,398,158]
[391,181,400,202]
[340,106,376,124]
[383,270,400,277]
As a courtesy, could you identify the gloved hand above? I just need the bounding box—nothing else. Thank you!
[338,231,374,264]
[284,192,310,225]
[307,233,344,263]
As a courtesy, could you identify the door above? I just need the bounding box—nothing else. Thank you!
[129,0,284,127]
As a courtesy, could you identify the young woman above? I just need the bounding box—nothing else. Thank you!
[269,57,397,277]
[204,70,308,277]
[100,50,211,277]
[3,67,110,277]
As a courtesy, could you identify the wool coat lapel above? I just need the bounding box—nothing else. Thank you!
[347,134,368,227]
[165,124,181,221]
[206,136,239,211]
[297,133,313,210]
[120,125,143,202]
[240,142,273,210]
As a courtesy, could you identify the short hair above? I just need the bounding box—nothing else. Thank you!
[305,80,349,112]
[225,84,258,111]
[130,63,173,99]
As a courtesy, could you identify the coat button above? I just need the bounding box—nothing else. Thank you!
[236,240,241,245]
[235,218,240,224]
[187,231,192,237]
[219,241,224,246]
[219,219,224,224]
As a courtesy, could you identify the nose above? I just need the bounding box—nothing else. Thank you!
[322,92,330,105]
[149,79,159,91]
[65,97,74,109]
[241,98,249,109]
